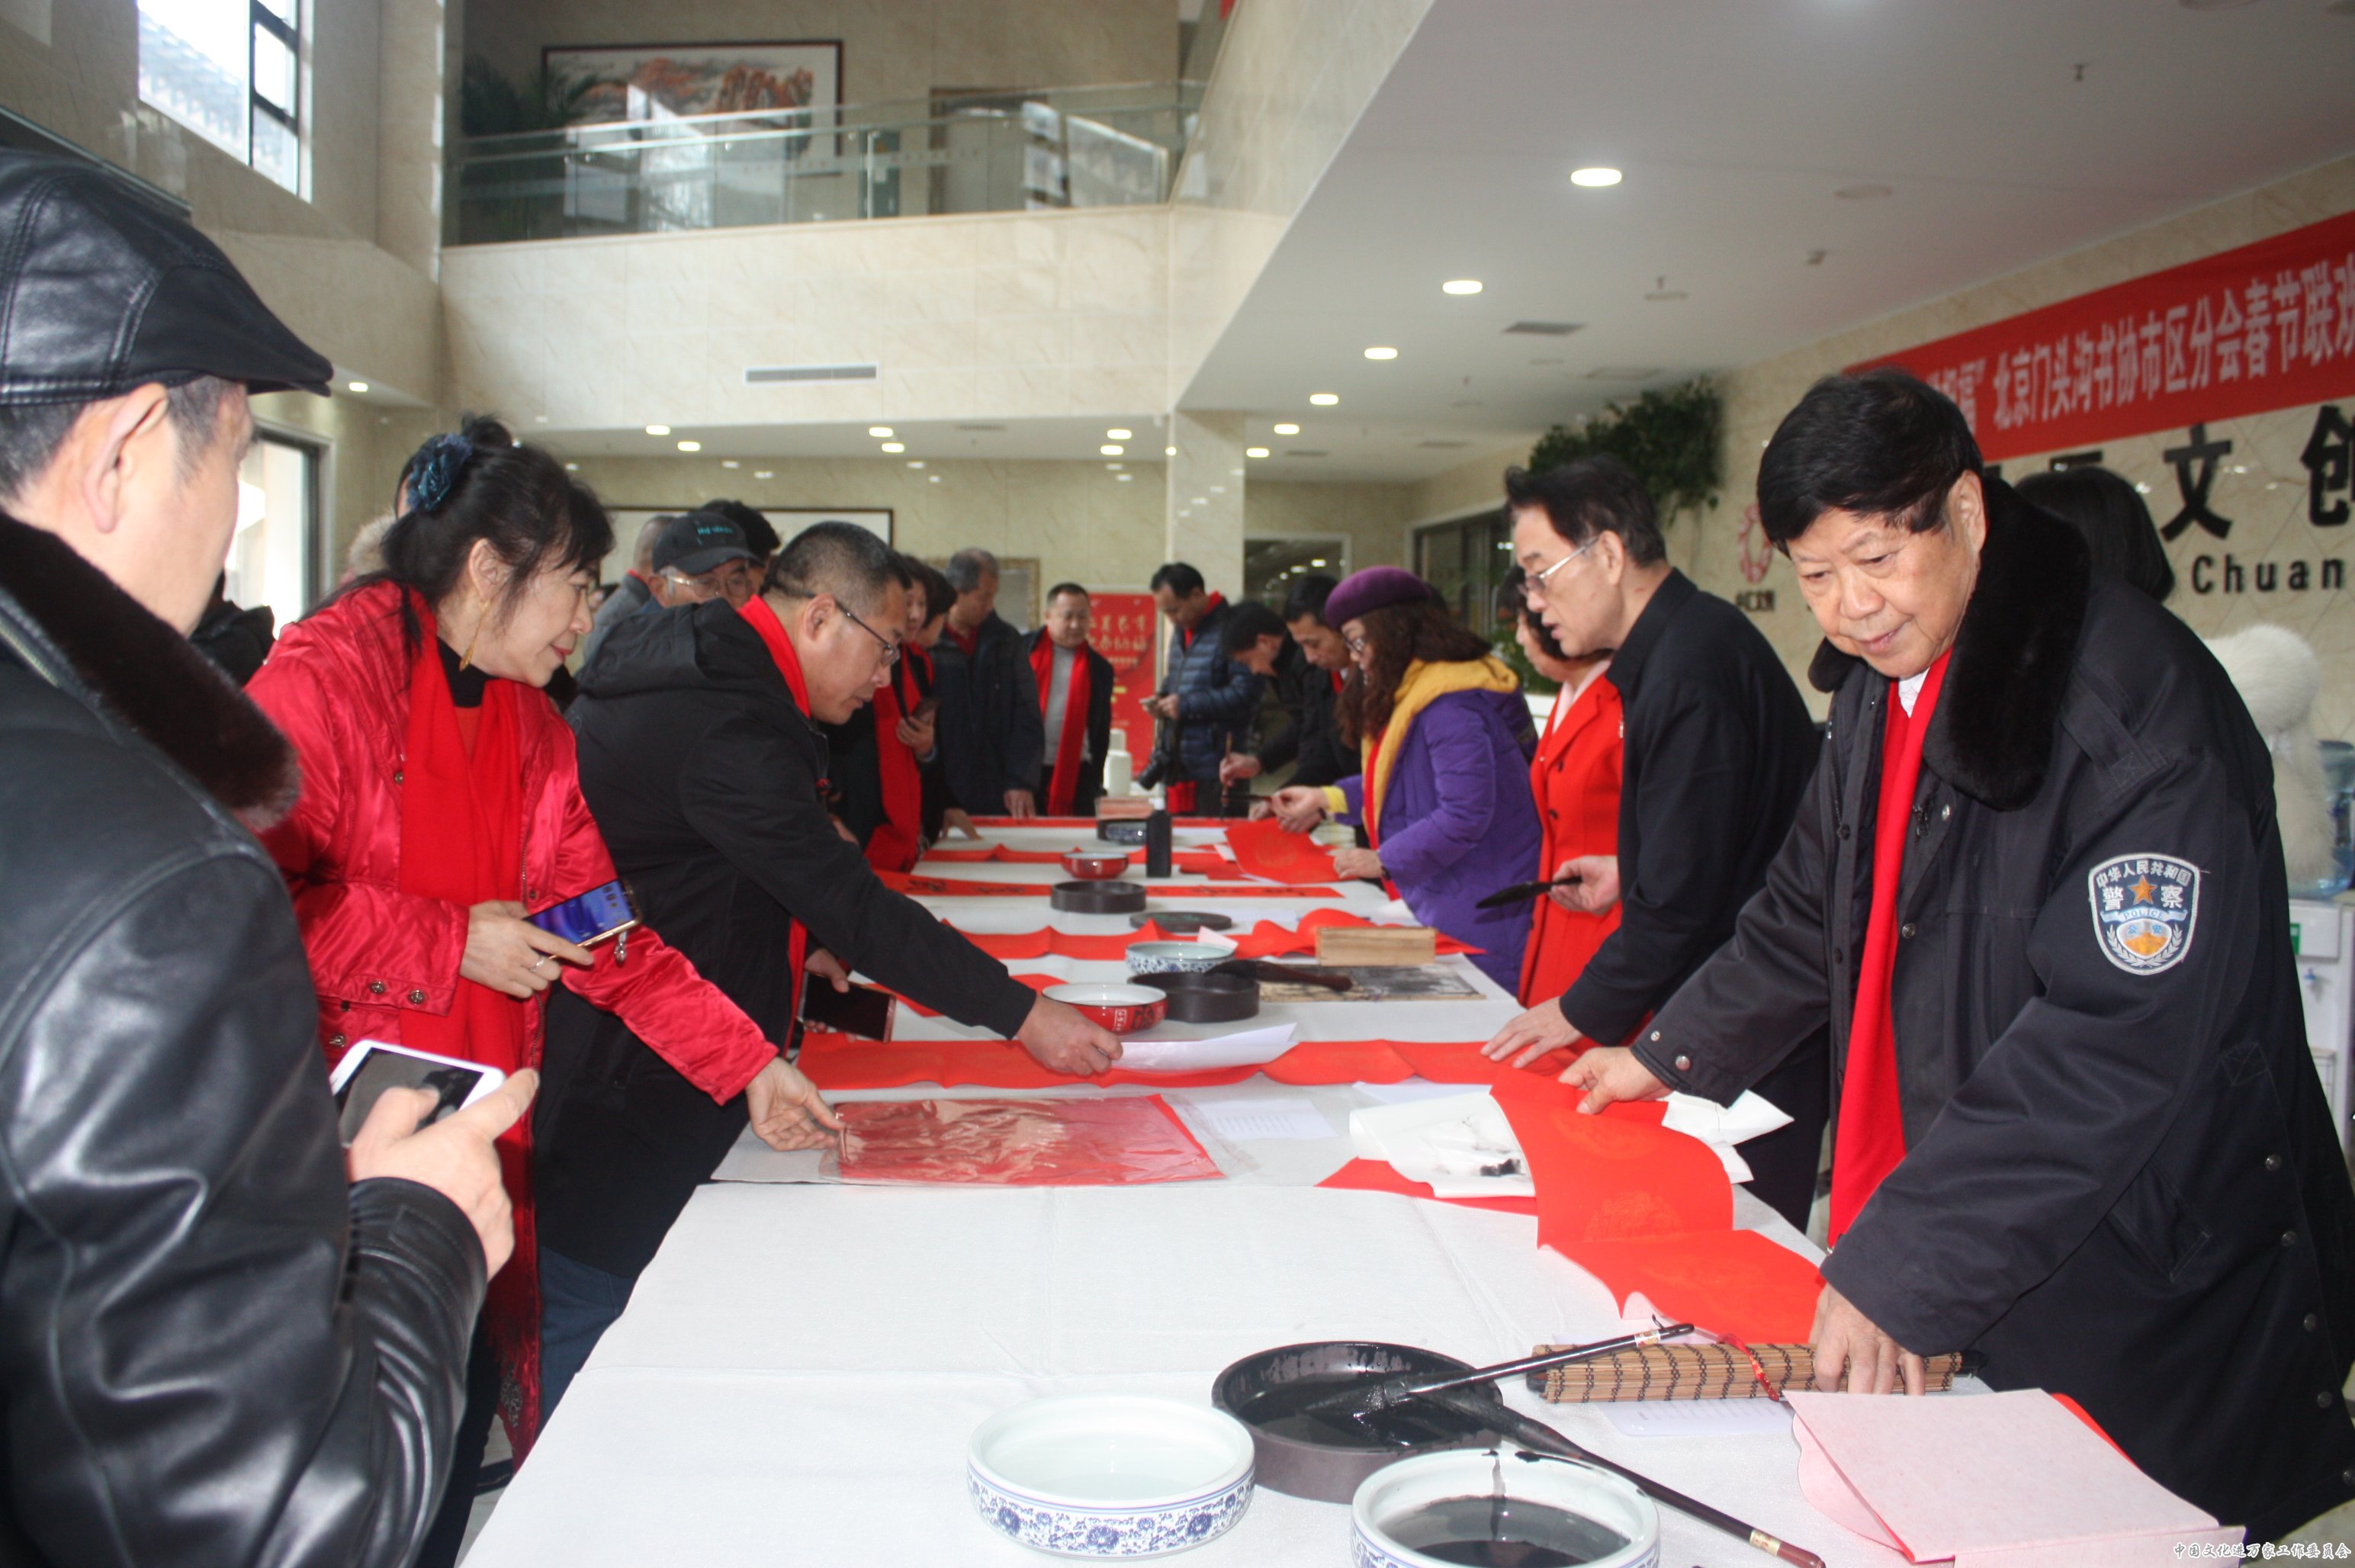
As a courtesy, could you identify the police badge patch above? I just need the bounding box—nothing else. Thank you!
[2087,854,2200,975]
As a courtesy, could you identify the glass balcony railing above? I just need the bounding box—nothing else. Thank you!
[446,82,1201,246]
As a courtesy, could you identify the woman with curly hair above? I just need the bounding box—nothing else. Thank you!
[247,419,835,1566]
[1270,566,1542,990]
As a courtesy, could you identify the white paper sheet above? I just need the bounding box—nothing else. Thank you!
[1601,1398,1793,1439]
[1114,1023,1298,1073]
[1354,1080,1495,1104]
[1349,1090,1537,1198]
[1187,1095,1337,1142]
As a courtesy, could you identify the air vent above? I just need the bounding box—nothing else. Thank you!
[743,362,879,384]
[1503,320,1583,336]
[1417,439,1471,449]
[1586,366,1660,381]
[1284,448,1329,458]
[956,423,1007,431]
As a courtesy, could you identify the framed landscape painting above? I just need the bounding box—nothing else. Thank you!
[546,41,842,124]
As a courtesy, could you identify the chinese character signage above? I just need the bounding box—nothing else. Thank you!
[1850,209,2355,462]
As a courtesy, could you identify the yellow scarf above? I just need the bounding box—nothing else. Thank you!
[1361,655,1523,831]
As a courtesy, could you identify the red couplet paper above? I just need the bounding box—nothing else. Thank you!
[795,1032,1418,1091]
[1172,850,1248,879]
[1563,1230,1823,1344]
[1493,1086,1732,1248]
[923,845,1077,865]
[1226,817,1344,885]
[880,872,1052,897]
[834,1096,1223,1186]
[1316,1158,1541,1216]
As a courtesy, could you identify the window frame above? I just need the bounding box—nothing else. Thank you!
[248,0,301,192]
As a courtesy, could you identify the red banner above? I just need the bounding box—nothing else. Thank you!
[1089,590,1160,779]
[1851,208,2355,462]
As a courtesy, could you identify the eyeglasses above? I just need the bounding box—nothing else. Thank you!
[1520,535,1600,600]
[1344,631,1370,654]
[842,606,901,667]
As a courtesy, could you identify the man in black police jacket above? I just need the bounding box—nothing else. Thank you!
[1567,370,2355,1540]
[1483,455,1829,1227]
[538,523,1120,1411]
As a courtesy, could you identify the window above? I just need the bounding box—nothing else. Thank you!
[1243,536,1349,605]
[137,0,303,194]
[227,430,323,628]
[1413,509,1515,629]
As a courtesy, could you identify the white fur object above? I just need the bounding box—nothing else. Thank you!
[2203,624,2335,886]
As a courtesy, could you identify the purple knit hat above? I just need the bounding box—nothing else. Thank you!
[1322,565,1439,628]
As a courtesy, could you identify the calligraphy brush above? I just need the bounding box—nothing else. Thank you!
[1421,1389,1826,1568]
[1474,874,1582,911]
[1302,1325,1691,1418]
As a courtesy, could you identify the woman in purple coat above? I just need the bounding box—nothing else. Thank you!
[1272,567,1541,990]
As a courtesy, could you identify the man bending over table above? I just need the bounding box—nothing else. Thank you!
[539,522,1121,1414]
[1564,369,2355,1541]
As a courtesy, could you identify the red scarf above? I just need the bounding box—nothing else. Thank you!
[740,596,820,994]
[1030,635,1094,815]
[1161,594,1226,815]
[866,647,927,873]
[1828,651,1951,1244]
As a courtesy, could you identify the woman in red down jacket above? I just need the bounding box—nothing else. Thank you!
[249,420,835,1566]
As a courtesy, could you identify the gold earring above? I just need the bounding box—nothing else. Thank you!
[458,596,488,670]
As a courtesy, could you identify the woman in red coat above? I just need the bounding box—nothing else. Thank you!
[249,421,835,1565]
[1511,574,1624,1007]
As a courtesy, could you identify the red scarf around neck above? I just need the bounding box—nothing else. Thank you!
[866,648,927,872]
[739,596,822,997]
[1828,651,1951,1244]
[1030,635,1094,815]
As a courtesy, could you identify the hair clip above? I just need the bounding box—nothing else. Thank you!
[410,432,475,513]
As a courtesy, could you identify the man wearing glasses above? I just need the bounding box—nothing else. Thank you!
[644,511,759,612]
[1478,457,1830,1229]
[536,523,1120,1412]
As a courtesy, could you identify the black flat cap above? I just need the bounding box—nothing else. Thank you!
[0,150,332,406]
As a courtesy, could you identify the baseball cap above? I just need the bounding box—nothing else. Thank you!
[0,150,333,405]
[652,512,755,577]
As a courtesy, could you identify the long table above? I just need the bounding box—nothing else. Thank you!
[462,824,1900,1567]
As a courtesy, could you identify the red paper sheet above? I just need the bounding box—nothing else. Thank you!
[1493,1084,1732,1246]
[1562,1229,1823,1344]
[962,815,1233,829]
[795,1032,1416,1091]
[834,1096,1223,1186]
[923,845,1083,865]
[882,872,1052,897]
[1172,850,1249,879]
[1225,816,1344,884]
[1316,1158,1541,1216]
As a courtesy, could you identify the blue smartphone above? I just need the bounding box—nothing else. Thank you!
[526,879,639,946]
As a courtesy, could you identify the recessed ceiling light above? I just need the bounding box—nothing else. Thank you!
[1101,443,1125,456]
[1442,279,1483,295]
[908,459,927,468]
[1364,346,1398,360]
[869,426,894,437]
[1309,393,1339,406]
[645,424,671,436]
[928,474,941,483]
[1165,445,1178,456]
[1570,166,1622,188]
[1246,447,1271,458]
[880,442,905,452]
[1309,558,1328,567]
[1116,473,1133,481]
[721,459,740,469]
[676,439,701,451]
[564,461,580,471]
[345,380,369,394]
[754,470,774,478]
[1835,183,1894,201]
[1273,423,1300,435]
[1107,427,1133,439]
[533,414,548,423]
[1192,496,1208,506]
[1106,462,1124,470]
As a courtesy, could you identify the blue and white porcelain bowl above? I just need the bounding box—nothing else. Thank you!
[968,1394,1255,1559]
[1351,1449,1659,1568]
[1125,938,1239,978]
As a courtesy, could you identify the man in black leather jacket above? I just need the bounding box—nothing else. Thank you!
[0,151,525,1567]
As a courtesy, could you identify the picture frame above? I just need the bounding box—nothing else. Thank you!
[545,40,843,127]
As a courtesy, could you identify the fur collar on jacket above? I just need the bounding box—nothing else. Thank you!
[0,511,298,831]
[1807,478,2090,811]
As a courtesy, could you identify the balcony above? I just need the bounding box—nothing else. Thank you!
[446,82,1200,247]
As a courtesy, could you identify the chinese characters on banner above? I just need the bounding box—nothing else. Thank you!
[1088,591,1160,783]
[1849,208,2355,463]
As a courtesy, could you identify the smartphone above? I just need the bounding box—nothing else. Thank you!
[328,1040,507,1143]
[800,973,898,1040]
[526,879,638,947]
[909,696,940,723]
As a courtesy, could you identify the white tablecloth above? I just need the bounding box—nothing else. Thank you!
[461,827,1898,1567]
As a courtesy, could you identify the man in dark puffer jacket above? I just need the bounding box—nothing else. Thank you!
[1140,561,1264,815]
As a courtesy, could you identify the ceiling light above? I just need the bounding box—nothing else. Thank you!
[721,459,740,469]
[869,426,894,437]
[881,442,905,453]
[754,470,774,479]
[644,424,670,436]
[1107,427,1133,439]
[1273,423,1300,435]
[1309,393,1339,406]
[1116,473,1133,482]
[345,380,368,393]
[1101,443,1125,455]
[1364,346,1398,361]
[533,414,548,423]
[1309,558,1327,567]
[564,462,580,471]
[908,460,926,468]
[928,474,941,483]
[1246,447,1271,458]
[1442,279,1483,295]
[1165,445,1178,456]
[676,440,701,452]
[1835,183,1894,201]
[1570,166,1622,188]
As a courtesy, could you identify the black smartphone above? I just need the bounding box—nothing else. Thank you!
[526,879,638,946]
[800,973,897,1039]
